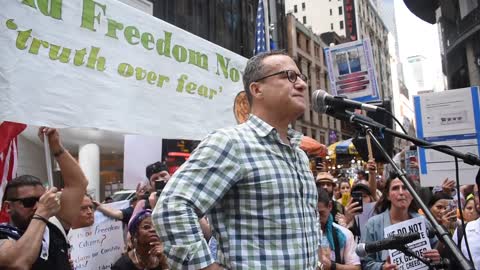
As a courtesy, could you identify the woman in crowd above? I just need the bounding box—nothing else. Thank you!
[338,179,352,200]
[112,210,168,270]
[427,192,457,234]
[462,193,479,223]
[361,173,441,270]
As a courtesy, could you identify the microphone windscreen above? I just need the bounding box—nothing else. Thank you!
[355,243,367,257]
[312,89,328,113]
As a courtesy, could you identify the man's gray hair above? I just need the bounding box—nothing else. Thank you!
[242,50,288,105]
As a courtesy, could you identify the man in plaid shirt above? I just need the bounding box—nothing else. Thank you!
[153,51,319,269]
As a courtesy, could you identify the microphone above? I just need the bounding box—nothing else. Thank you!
[355,232,421,257]
[312,89,384,114]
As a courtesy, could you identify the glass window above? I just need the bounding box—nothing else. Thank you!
[303,16,307,24]
[340,20,344,29]
[330,23,334,30]
[302,2,306,10]
[338,6,343,15]
[294,5,297,13]
[330,9,332,15]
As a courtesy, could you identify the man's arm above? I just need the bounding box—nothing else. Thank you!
[367,159,378,201]
[153,131,243,269]
[94,202,124,220]
[38,127,88,225]
[0,188,61,270]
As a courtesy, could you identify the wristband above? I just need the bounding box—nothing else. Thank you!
[53,147,65,157]
[32,214,49,224]
[330,261,336,270]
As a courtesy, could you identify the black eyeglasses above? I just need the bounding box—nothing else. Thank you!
[8,197,40,208]
[254,70,308,83]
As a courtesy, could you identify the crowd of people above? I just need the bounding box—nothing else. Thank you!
[0,51,479,270]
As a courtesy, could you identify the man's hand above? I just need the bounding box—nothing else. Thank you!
[335,213,347,227]
[37,127,64,154]
[136,182,148,200]
[441,178,455,194]
[344,199,361,225]
[320,252,332,270]
[440,209,457,228]
[422,249,441,263]
[367,159,376,172]
[383,256,398,270]
[35,187,61,219]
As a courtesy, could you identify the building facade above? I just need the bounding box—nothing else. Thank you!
[152,0,287,58]
[404,0,480,89]
[285,0,393,101]
[286,13,351,144]
[285,0,347,37]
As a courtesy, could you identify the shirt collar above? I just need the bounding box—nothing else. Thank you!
[246,115,303,147]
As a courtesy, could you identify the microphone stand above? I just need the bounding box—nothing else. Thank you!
[336,110,476,270]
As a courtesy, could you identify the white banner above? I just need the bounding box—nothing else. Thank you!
[67,200,129,270]
[383,217,431,270]
[0,0,247,139]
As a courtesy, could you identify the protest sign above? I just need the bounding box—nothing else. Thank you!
[0,0,247,140]
[383,217,431,270]
[68,200,129,270]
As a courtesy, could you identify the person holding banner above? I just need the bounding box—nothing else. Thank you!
[361,173,441,270]
[0,127,88,269]
[153,51,318,269]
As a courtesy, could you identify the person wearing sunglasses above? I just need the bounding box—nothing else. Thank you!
[0,127,88,270]
[153,51,318,269]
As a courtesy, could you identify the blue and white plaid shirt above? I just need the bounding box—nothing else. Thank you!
[153,115,319,269]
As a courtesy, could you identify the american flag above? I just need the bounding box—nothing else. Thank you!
[0,121,27,223]
[254,0,267,54]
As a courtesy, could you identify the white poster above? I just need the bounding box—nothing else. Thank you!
[414,87,480,186]
[0,0,247,139]
[324,39,379,102]
[68,200,129,270]
[123,134,163,189]
[384,217,431,270]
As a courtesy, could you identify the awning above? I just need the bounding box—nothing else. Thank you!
[328,138,358,159]
[300,136,327,158]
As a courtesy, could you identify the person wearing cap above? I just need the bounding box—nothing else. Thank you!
[95,161,170,225]
[317,172,345,223]
[111,210,168,270]
[145,161,170,192]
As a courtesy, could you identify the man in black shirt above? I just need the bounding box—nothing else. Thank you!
[0,127,88,269]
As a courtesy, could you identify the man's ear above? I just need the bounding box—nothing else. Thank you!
[2,201,12,214]
[249,82,263,100]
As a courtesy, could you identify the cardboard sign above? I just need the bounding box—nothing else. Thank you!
[68,200,129,270]
[384,217,431,270]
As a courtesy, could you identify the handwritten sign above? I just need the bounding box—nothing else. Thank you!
[68,200,129,270]
[384,217,431,270]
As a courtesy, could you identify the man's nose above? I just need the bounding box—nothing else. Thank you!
[295,78,307,91]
